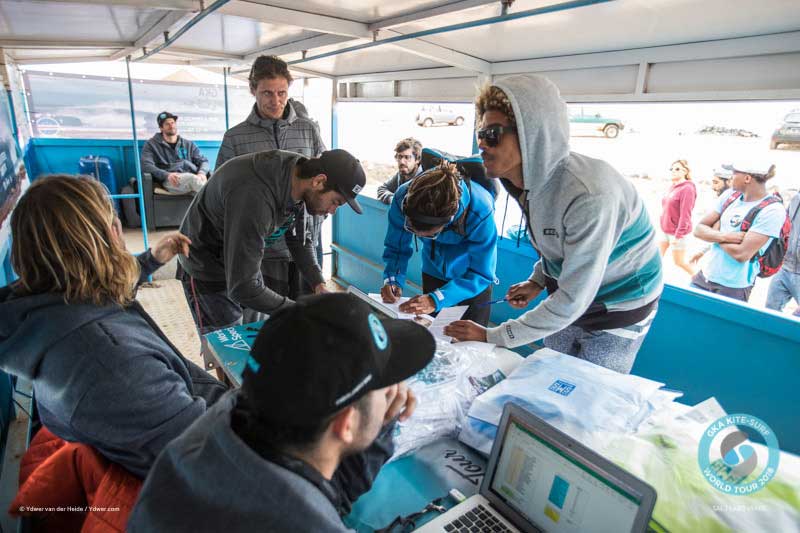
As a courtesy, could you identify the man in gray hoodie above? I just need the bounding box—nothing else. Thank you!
[178,149,365,334]
[128,293,435,533]
[446,75,662,373]
[217,55,326,307]
[140,111,209,193]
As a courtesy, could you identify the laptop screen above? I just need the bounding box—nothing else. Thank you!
[346,285,396,320]
[489,419,642,533]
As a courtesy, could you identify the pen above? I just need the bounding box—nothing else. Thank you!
[476,297,509,307]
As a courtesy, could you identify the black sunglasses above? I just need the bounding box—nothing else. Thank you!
[476,124,517,147]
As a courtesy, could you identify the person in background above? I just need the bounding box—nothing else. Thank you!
[140,111,209,193]
[692,163,785,302]
[445,76,662,374]
[710,167,733,197]
[216,55,326,308]
[381,162,497,325]
[0,175,227,478]
[658,159,697,276]
[690,167,734,265]
[377,137,423,205]
[766,189,800,313]
[128,293,435,532]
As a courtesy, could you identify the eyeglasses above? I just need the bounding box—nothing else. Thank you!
[404,217,447,240]
[395,154,415,162]
[476,124,517,147]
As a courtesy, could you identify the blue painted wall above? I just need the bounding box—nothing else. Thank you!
[25,137,221,189]
[333,195,800,454]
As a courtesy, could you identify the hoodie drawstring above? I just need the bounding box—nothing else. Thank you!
[500,193,510,240]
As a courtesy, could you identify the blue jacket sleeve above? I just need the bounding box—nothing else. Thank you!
[382,188,414,288]
[429,210,498,311]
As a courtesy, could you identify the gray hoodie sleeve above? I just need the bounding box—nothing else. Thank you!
[215,131,236,171]
[140,140,168,183]
[376,175,398,205]
[285,211,324,287]
[136,250,163,284]
[188,140,210,174]
[529,259,546,287]
[224,188,292,313]
[70,354,207,478]
[487,193,620,347]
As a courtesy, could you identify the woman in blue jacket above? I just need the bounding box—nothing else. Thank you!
[381,163,497,325]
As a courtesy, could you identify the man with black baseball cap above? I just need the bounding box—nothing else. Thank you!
[178,148,366,334]
[141,111,210,193]
[129,293,435,533]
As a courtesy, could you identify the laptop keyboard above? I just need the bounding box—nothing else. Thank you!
[443,504,512,532]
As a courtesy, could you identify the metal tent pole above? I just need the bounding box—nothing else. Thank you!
[124,56,149,254]
[223,66,230,131]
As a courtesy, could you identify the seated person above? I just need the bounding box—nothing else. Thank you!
[692,163,785,302]
[381,162,498,326]
[141,111,209,193]
[377,137,423,204]
[0,175,227,478]
[128,293,435,532]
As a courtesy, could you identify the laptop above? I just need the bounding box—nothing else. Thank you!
[346,285,399,319]
[416,403,657,533]
[346,285,434,327]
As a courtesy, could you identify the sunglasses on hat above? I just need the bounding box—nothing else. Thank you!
[476,124,517,147]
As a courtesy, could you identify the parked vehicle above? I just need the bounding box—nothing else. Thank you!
[569,111,624,138]
[416,105,465,127]
[770,111,800,149]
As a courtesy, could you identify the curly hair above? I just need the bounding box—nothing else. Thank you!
[11,175,140,306]
[403,162,462,231]
[475,84,516,125]
[249,55,293,91]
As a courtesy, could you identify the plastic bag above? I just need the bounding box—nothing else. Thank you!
[465,349,678,451]
[390,340,514,461]
[597,399,800,533]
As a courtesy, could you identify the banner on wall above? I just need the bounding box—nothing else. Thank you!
[23,70,256,139]
[0,90,27,284]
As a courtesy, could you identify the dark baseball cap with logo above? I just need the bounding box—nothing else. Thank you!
[319,149,367,214]
[157,111,178,127]
[242,293,435,424]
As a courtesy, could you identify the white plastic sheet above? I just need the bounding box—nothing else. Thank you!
[464,349,678,450]
[390,341,522,461]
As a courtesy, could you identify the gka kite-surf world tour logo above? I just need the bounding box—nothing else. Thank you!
[698,414,780,496]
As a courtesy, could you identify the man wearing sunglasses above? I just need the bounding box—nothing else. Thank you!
[446,75,662,374]
[381,163,497,325]
[377,137,424,205]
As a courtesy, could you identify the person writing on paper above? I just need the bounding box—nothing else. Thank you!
[381,162,498,326]
[445,76,662,374]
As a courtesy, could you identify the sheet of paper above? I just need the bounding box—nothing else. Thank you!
[429,305,468,341]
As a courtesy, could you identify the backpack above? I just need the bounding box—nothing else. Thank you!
[719,192,792,277]
[420,147,499,199]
